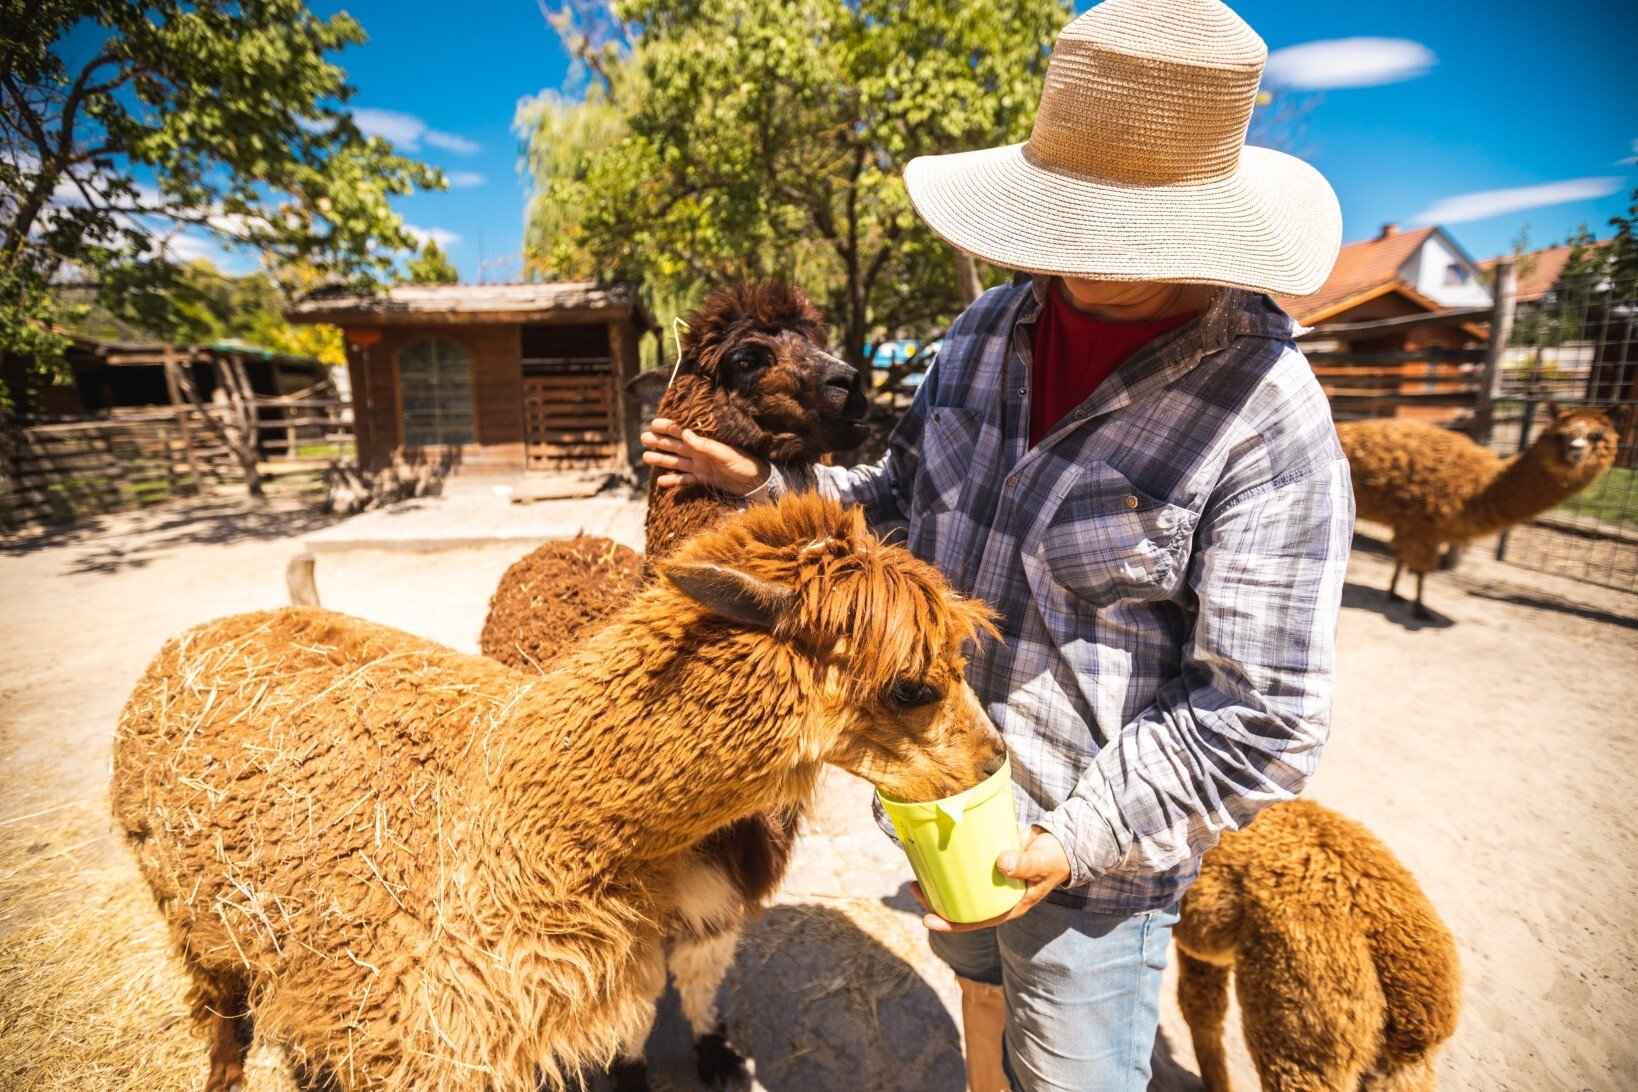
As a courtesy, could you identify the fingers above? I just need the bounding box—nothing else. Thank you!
[997,845,1053,883]
[922,879,1052,933]
[908,882,929,912]
[654,471,697,488]
[641,429,687,454]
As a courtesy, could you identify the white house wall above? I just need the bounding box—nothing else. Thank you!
[1400,233,1494,309]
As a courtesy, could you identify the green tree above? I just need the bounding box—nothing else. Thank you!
[404,238,459,284]
[520,0,1070,369]
[1,0,441,402]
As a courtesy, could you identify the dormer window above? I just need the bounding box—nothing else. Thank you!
[1443,263,1470,287]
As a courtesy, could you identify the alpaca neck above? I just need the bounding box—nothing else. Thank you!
[491,596,822,870]
[1462,448,1594,537]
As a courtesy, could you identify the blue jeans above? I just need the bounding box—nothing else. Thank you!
[928,900,1179,1092]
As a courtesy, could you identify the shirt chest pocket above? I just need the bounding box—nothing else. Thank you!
[912,407,985,516]
[1030,464,1199,607]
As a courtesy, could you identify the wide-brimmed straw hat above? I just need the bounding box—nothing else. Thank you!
[904,0,1341,297]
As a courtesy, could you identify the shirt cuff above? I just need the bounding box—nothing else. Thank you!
[1032,793,1124,890]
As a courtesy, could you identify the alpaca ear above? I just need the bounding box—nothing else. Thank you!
[626,367,672,402]
[1543,399,1564,420]
[663,562,797,630]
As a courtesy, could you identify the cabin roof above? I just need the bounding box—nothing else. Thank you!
[286,281,653,329]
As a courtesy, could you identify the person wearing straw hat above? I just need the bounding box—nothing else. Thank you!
[644,0,1352,1088]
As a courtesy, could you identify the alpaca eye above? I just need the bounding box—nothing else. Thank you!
[1589,432,1605,443]
[885,680,941,710]
[730,347,771,376]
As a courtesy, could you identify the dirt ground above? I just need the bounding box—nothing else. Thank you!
[1,491,1635,1090]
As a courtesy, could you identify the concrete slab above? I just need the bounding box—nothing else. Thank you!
[302,490,647,553]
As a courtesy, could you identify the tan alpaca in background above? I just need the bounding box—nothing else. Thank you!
[1176,800,1460,1092]
[1337,406,1619,617]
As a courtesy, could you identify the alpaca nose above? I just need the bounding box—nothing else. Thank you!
[981,748,1007,777]
[823,362,859,393]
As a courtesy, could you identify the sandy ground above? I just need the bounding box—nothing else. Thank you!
[1,490,1635,1090]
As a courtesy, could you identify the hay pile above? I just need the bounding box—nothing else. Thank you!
[0,799,297,1091]
[479,535,644,671]
[738,896,945,1036]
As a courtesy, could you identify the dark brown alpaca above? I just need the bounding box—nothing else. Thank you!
[479,282,867,1090]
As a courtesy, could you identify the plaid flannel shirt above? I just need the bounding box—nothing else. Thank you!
[771,278,1354,913]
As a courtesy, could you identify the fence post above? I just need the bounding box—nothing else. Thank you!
[161,345,205,493]
[1474,259,1517,446]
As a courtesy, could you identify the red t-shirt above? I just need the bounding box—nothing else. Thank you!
[1028,285,1199,447]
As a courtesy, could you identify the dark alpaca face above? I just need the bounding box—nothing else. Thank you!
[673,282,870,461]
[1543,407,1618,472]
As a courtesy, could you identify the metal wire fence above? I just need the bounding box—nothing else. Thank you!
[1489,268,1637,591]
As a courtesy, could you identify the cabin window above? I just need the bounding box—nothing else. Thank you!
[398,337,474,447]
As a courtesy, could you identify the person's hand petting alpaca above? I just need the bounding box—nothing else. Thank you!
[641,418,769,494]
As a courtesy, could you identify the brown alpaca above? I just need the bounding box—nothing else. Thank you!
[480,534,644,669]
[1176,799,1461,1092]
[113,493,1003,1092]
[479,282,867,1088]
[1337,406,1618,618]
[479,282,862,671]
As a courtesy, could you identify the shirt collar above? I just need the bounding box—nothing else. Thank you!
[1008,275,1299,421]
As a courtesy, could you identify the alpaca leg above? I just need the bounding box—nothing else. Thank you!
[1177,951,1234,1092]
[1387,561,1403,602]
[607,941,667,1092]
[191,972,252,1092]
[1234,931,1378,1092]
[1411,572,1433,621]
[1363,1054,1439,1092]
[670,927,754,1090]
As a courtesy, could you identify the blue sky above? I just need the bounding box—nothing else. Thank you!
[111,1,1638,280]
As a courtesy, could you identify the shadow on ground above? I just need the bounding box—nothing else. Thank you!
[609,903,963,1091]
[1340,581,1454,630]
[1462,586,1638,630]
[0,489,341,576]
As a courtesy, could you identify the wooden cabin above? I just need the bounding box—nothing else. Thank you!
[2,335,332,420]
[1274,224,1492,426]
[287,282,654,476]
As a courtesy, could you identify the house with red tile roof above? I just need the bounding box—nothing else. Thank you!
[1478,239,1610,304]
[1273,222,1492,327]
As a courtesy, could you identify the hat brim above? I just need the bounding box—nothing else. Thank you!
[904,143,1342,297]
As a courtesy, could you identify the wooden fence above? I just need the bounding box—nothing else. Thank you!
[1,395,353,533]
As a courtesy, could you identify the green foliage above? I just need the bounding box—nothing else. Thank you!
[1,0,439,401]
[65,259,345,367]
[520,0,1070,365]
[403,239,459,284]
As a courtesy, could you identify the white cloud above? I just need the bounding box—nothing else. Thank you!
[444,170,487,189]
[405,224,461,250]
[1411,177,1625,226]
[1264,38,1435,90]
[424,131,482,156]
[1619,139,1637,167]
[352,107,480,155]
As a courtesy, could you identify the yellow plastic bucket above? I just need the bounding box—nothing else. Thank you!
[878,758,1026,924]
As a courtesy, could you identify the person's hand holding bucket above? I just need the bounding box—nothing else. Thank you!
[878,757,1071,931]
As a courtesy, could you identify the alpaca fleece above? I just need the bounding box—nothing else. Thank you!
[1337,408,1617,575]
[476,285,857,1083]
[479,536,643,669]
[113,493,994,1092]
[1177,799,1461,1092]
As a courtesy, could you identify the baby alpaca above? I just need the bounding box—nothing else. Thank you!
[1337,406,1617,618]
[1177,799,1460,1092]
